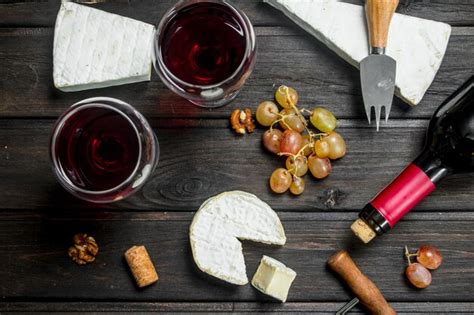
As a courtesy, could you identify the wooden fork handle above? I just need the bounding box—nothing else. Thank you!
[365,0,399,49]
[327,250,397,315]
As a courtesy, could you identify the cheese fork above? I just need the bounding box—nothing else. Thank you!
[360,0,399,131]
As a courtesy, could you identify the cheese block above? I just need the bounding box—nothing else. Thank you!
[53,2,155,92]
[189,191,286,285]
[264,0,451,106]
[251,255,296,303]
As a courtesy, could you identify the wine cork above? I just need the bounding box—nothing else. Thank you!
[351,219,377,244]
[124,245,159,287]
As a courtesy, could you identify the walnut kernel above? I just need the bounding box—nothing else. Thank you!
[68,233,99,265]
[230,108,255,135]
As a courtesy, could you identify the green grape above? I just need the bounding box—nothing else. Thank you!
[270,168,292,193]
[324,131,346,160]
[256,101,279,127]
[308,155,332,179]
[314,139,330,158]
[310,107,337,133]
[290,176,305,195]
[286,155,308,177]
[275,85,299,109]
[301,135,314,156]
[280,130,303,155]
[279,108,305,132]
[262,129,283,154]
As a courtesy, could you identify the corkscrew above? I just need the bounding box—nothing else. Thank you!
[327,250,396,315]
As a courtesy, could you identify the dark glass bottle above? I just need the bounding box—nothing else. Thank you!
[352,76,474,243]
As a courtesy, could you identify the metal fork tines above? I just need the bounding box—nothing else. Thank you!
[365,102,391,132]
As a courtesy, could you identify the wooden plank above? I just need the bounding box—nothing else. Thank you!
[0,211,472,303]
[0,27,473,120]
[0,0,472,27]
[2,301,474,313]
[0,119,473,211]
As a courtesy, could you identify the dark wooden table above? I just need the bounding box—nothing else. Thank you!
[1,0,473,313]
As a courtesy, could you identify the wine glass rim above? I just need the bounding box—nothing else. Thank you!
[154,0,256,90]
[50,100,143,197]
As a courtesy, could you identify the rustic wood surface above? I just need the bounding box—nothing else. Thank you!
[0,0,473,314]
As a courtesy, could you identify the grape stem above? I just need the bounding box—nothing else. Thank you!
[281,85,313,134]
[277,152,297,158]
[404,245,417,265]
[270,112,292,131]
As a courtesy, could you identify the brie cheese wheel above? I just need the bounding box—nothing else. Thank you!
[190,191,286,285]
[264,0,451,106]
[251,255,296,302]
[53,2,155,92]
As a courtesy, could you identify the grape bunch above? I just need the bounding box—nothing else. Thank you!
[256,85,347,195]
[404,245,443,289]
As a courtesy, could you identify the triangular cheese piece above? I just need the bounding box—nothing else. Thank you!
[264,0,451,106]
[53,2,155,92]
[190,191,286,285]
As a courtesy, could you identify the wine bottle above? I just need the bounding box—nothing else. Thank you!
[352,76,474,243]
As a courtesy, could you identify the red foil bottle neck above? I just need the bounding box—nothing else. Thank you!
[370,163,436,227]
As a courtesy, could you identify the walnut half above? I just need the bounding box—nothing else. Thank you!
[68,233,99,265]
[230,108,255,135]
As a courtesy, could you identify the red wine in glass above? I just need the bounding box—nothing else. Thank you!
[161,2,246,86]
[51,98,159,203]
[55,106,140,191]
[154,0,257,107]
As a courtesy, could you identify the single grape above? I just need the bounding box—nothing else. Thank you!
[301,135,313,156]
[290,176,305,195]
[280,130,303,155]
[262,129,283,154]
[405,263,432,289]
[256,101,279,127]
[286,155,308,177]
[324,131,347,160]
[417,245,443,270]
[310,107,337,133]
[270,168,292,193]
[308,155,332,179]
[314,139,330,158]
[275,85,299,108]
[279,108,305,132]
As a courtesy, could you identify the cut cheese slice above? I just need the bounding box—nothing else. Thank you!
[190,191,286,285]
[53,2,155,92]
[264,0,451,106]
[251,255,296,302]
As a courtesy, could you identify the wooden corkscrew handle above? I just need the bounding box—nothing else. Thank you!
[365,0,399,49]
[327,250,396,315]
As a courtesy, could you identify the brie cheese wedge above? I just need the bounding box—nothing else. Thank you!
[264,0,451,106]
[251,255,296,302]
[53,2,155,92]
[190,191,286,285]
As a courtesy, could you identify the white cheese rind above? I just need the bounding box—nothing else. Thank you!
[53,2,155,92]
[189,191,286,285]
[264,0,451,106]
[251,255,297,302]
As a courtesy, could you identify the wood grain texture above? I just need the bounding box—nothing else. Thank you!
[365,0,399,48]
[0,27,473,119]
[0,0,473,312]
[0,211,472,303]
[0,0,473,27]
[2,301,474,313]
[0,119,472,211]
